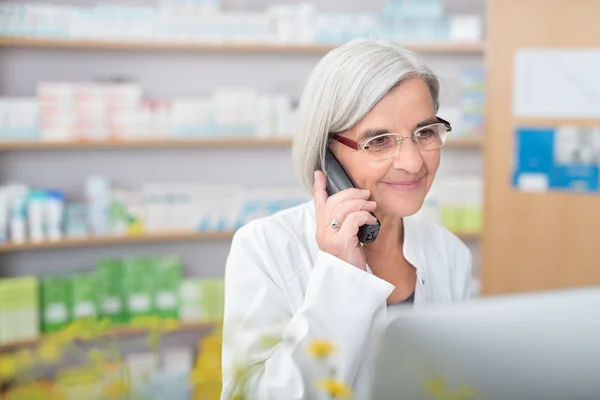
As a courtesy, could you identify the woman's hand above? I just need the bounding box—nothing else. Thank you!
[313,170,378,270]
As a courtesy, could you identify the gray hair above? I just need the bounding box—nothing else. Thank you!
[292,38,440,194]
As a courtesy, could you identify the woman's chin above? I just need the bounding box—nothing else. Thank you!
[376,198,426,219]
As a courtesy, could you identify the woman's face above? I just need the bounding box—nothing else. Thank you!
[330,77,441,218]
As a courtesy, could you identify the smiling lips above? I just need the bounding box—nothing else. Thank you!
[385,176,424,191]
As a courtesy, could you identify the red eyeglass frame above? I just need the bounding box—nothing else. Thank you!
[330,116,452,150]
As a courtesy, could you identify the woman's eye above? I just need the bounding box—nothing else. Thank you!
[417,129,436,138]
[370,136,392,146]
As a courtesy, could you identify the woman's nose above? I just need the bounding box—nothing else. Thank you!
[391,138,424,173]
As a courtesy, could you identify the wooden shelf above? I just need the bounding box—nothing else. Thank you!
[0,321,218,352]
[0,137,293,150]
[0,37,485,54]
[0,229,479,253]
[0,230,236,253]
[0,136,481,151]
[447,137,483,148]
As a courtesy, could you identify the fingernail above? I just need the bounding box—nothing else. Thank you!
[362,189,370,194]
[368,201,376,206]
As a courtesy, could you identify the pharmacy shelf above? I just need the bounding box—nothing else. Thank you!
[0,137,293,150]
[0,230,480,253]
[0,230,237,253]
[0,321,219,352]
[0,136,482,151]
[0,36,485,54]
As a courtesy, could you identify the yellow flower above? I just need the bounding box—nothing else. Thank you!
[0,355,17,380]
[37,341,63,364]
[307,339,335,360]
[103,379,129,399]
[425,378,481,400]
[317,378,352,399]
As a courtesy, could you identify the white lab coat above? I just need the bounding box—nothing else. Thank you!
[220,201,472,400]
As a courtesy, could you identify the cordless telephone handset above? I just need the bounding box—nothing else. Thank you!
[323,149,380,244]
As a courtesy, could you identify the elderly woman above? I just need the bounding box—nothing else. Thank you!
[221,39,472,399]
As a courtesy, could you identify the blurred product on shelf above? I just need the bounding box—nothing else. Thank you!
[0,66,484,143]
[0,0,482,45]
[0,82,299,142]
[416,176,483,234]
[0,253,225,346]
[459,66,485,138]
[0,177,308,244]
[0,276,39,344]
[437,65,485,138]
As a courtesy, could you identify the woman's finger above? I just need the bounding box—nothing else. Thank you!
[326,188,371,211]
[338,211,378,237]
[331,199,377,223]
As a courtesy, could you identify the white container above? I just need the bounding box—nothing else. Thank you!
[27,190,46,243]
[45,190,64,242]
[0,188,8,243]
[7,185,29,244]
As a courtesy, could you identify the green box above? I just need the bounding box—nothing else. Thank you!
[154,255,182,320]
[0,276,39,344]
[461,206,484,233]
[200,278,225,321]
[70,272,98,322]
[179,278,224,323]
[96,258,126,325]
[123,257,156,320]
[441,206,462,232]
[40,274,71,333]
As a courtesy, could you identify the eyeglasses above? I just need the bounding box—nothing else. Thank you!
[330,116,452,161]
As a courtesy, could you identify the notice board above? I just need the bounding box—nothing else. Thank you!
[482,0,600,295]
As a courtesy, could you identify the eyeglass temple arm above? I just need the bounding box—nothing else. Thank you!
[330,134,359,150]
[436,116,452,131]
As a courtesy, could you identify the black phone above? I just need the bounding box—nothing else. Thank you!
[323,149,380,244]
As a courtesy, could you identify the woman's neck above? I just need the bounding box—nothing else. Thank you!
[363,211,404,259]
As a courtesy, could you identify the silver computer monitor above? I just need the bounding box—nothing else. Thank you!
[369,286,600,400]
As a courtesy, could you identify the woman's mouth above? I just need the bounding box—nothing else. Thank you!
[385,177,423,191]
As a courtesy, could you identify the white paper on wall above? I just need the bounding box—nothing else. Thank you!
[513,48,600,118]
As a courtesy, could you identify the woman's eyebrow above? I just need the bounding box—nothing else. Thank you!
[358,128,391,140]
[359,117,438,138]
[415,117,439,129]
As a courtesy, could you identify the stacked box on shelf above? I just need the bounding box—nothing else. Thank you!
[123,257,156,320]
[438,177,483,233]
[40,274,71,334]
[460,66,485,138]
[0,276,39,344]
[0,98,39,141]
[180,278,224,323]
[96,259,126,324]
[70,272,98,323]
[154,255,182,320]
[383,0,448,43]
[416,177,483,234]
